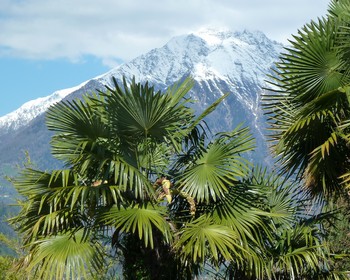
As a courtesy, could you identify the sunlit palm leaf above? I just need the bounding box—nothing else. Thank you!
[279,18,348,101]
[11,168,130,244]
[26,230,104,280]
[100,204,172,248]
[208,182,268,278]
[11,169,82,242]
[210,182,265,237]
[174,215,245,265]
[102,76,194,145]
[178,125,254,203]
[46,94,110,168]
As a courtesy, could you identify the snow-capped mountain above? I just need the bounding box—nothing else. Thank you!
[0,28,283,170]
[99,28,280,90]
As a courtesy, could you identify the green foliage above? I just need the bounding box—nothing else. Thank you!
[26,230,105,280]
[220,168,348,279]
[322,199,350,273]
[8,70,350,279]
[0,256,18,280]
[0,234,29,280]
[100,204,172,248]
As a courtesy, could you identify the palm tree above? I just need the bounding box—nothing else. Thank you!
[262,1,350,275]
[10,76,259,279]
[10,76,347,279]
[262,0,350,199]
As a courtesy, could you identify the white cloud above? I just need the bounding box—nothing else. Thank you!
[0,0,330,65]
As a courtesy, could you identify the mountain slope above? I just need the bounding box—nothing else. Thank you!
[0,82,88,133]
[0,29,283,171]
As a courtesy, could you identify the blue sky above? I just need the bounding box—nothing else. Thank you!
[1,56,110,115]
[0,0,330,117]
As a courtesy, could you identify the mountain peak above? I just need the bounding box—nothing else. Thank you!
[193,27,232,45]
[98,28,283,88]
[193,28,275,46]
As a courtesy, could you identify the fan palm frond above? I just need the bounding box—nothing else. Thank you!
[26,230,104,280]
[177,125,255,203]
[99,203,172,249]
[174,215,246,266]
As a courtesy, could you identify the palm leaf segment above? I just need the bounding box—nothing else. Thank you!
[174,215,244,265]
[100,204,172,249]
[263,0,350,198]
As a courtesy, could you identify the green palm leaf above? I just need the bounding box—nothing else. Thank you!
[11,169,81,242]
[268,224,323,277]
[46,94,109,167]
[178,125,254,203]
[279,18,348,101]
[102,76,195,145]
[174,215,245,265]
[26,230,104,280]
[100,204,172,248]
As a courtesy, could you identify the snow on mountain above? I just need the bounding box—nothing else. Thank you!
[94,28,283,118]
[0,81,88,132]
[97,28,282,86]
[94,28,283,143]
[1,29,283,135]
